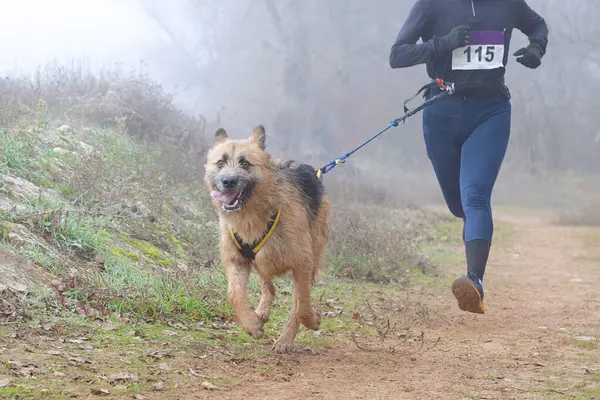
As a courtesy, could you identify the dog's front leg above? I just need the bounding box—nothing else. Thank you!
[225,263,264,339]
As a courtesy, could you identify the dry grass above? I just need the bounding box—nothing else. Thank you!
[0,63,446,325]
[327,205,442,282]
[556,203,600,227]
[0,62,209,183]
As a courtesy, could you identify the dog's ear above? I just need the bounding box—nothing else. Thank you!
[251,125,266,150]
[214,128,228,145]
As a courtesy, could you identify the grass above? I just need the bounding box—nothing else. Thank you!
[556,202,600,227]
[527,380,600,399]
[15,243,64,275]
[0,66,469,399]
[0,105,448,326]
[0,269,447,398]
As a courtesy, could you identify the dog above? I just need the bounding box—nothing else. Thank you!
[204,125,330,353]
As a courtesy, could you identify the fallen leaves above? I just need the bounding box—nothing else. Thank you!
[21,344,35,353]
[147,349,172,359]
[106,372,139,383]
[323,310,343,317]
[66,353,92,365]
[4,360,42,377]
[46,349,92,365]
[188,368,211,378]
[101,321,117,332]
[68,337,90,344]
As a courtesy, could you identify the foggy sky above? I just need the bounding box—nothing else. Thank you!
[1,0,599,179]
[0,1,157,73]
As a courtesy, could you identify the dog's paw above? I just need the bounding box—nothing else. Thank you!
[299,311,321,331]
[255,309,270,323]
[242,316,265,340]
[272,341,294,354]
[251,327,265,340]
[246,324,264,340]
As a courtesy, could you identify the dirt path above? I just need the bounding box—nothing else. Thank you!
[197,212,600,400]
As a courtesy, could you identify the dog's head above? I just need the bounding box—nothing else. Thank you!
[204,125,271,213]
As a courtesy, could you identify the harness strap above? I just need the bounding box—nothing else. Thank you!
[228,208,281,260]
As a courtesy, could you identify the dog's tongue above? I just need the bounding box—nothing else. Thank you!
[211,190,239,205]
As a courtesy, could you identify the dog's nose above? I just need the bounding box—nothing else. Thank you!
[221,176,238,189]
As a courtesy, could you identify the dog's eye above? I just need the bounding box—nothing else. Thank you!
[216,160,225,168]
[240,161,249,169]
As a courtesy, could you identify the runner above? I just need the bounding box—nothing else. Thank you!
[389,0,549,314]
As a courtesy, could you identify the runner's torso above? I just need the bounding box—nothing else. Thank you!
[422,0,523,83]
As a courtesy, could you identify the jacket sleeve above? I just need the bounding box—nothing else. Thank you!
[389,0,437,69]
[515,0,549,56]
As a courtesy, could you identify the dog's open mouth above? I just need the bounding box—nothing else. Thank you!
[211,189,247,212]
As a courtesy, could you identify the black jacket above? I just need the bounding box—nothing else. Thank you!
[389,0,548,85]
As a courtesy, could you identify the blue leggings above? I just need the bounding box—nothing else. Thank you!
[423,93,511,243]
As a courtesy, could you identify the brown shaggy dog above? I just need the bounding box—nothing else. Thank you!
[204,125,330,353]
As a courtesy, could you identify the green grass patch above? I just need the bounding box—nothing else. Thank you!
[0,118,449,329]
[15,243,64,274]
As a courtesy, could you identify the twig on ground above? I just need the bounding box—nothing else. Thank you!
[421,336,441,353]
[549,383,587,394]
[351,332,380,352]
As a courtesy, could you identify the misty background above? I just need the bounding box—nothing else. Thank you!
[2,0,599,209]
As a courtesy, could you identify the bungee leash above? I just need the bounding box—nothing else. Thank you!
[316,78,455,180]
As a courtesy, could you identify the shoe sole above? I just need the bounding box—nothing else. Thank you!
[451,278,485,314]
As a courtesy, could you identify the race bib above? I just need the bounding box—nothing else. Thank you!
[451,30,505,70]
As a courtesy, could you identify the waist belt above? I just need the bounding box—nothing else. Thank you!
[429,77,507,98]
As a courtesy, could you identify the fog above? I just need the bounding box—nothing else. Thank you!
[2,0,599,207]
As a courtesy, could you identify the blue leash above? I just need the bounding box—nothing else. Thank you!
[316,79,455,179]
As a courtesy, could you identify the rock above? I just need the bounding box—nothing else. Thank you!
[6,224,40,248]
[58,125,73,133]
[0,246,56,292]
[201,381,219,390]
[2,223,63,265]
[91,388,110,396]
[0,174,60,210]
[158,363,171,371]
[76,141,94,155]
[0,175,40,203]
[574,336,598,342]
[177,263,188,272]
[107,372,139,383]
[52,147,72,155]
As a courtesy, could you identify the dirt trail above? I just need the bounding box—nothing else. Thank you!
[197,212,600,400]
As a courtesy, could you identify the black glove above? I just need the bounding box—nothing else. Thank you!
[439,25,471,52]
[513,44,543,69]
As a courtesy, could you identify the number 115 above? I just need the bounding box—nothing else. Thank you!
[464,45,495,62]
